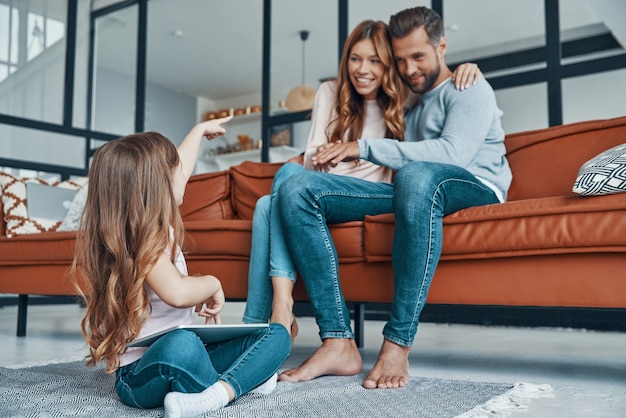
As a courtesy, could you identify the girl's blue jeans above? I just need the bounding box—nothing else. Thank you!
[115,323,290,409]
[276,161,499,346]
[243,162,305,323]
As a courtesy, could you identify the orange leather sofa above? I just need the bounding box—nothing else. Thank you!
[2,116,626,337]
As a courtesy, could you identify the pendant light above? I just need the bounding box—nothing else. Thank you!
[285,30,316,112]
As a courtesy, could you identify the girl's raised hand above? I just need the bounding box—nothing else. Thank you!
[201,116,233,140]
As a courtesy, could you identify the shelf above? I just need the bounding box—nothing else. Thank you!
[196,145,301,173]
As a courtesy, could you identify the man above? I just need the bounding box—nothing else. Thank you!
[277,6,512,389]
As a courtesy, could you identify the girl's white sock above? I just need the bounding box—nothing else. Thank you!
[250,373,278,395]
[163,382,229,418]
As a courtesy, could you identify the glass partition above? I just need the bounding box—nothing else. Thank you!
[71,0,92,130]
[563,69,626,124]
[270,0,338,115]
[0,123,86,169]
[91,4,137,135]
[445,0,546,75]
[349,0,428,29]
[0,0,67,124]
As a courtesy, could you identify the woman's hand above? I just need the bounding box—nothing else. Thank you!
[452,63,483,90]
[312,141,359,170]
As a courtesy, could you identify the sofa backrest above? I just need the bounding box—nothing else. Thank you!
[180,170,234,221]
[180,161,282,223]
[505,115,626,201]
[230,161,283,220]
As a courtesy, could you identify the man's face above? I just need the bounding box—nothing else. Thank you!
[392,26,446,95]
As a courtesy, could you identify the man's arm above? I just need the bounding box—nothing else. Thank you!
[360,79,499,170]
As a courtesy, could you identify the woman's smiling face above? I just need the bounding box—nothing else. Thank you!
[348,38,384,101]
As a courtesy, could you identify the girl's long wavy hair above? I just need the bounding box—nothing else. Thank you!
[72,132,184,373]
[329,20,405,144]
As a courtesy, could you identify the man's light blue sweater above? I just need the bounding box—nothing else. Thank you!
[358,77,512,201]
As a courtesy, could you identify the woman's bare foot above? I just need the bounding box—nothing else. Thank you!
[363,339,410,389]
[270,307,293,335]
[290,315,299,345]
[270,277,297,344]
[279,338,362,382]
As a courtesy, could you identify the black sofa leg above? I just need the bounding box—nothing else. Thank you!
[353,303,365,348]
[17,294,28,337]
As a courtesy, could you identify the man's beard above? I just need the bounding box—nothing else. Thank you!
[405,64,440,95]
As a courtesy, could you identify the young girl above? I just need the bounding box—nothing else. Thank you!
[73,118,291,418]
[242,20,481,342]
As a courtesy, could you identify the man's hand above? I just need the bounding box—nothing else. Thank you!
[311,141,360,170]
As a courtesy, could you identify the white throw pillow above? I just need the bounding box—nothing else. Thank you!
[572,143,626,196]
[58,183,88,231]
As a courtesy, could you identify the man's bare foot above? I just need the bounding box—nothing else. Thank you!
[279,338,362,382]
[363,339,410,389]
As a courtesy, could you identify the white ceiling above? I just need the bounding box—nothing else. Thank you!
[27,0,626,103]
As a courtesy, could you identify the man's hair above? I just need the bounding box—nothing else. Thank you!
[388,6,444,48]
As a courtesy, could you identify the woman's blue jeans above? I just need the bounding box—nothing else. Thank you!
[277,161,499,347]
[115,323,290,409]
[243,162,306,323]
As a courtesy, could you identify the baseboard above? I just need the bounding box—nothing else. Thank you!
[293,301,626,332]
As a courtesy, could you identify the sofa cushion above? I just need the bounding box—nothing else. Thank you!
[179,170,234,221]
[363,193,626,261]
[230,161,282,220]
[0,172,87,238]
[0,230,77,264]
[183,220,253,258]
[572,143,626,196]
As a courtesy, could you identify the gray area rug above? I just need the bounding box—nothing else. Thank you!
[0,361,546,417]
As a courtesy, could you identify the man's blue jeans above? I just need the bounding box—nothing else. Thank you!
[243,162,305,323]
[115,324,290,408]
[277,161,499,346]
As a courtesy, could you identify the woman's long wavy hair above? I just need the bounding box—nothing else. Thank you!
[329,20,405,144]
[72,132,184,373]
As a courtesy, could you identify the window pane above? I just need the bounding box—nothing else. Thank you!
[91,4,137,134]
[0,0,67,124]
[145,0,211,144]
[445,0,546,75]
[563,69,626,124]
[495,83,549,134]
[271,0,338,114]
[559,1,625,66]
[349,0,428,29]
[0,123,87,170]
[71,0,92,130]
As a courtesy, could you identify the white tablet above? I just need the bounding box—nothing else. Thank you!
[127,323,269,347]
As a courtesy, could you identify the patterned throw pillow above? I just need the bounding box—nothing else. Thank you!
[0,172,87,237]
[58,183,88,231]
[572,143,626,196]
